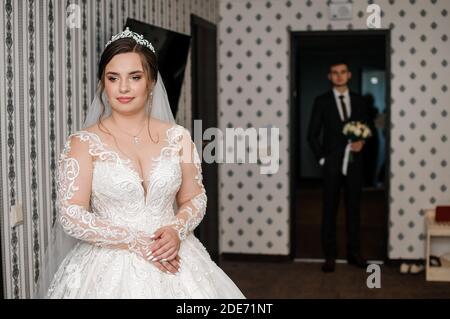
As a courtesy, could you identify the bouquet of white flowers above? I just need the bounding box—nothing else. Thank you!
[343,121,372,142]
[342,121,372,162]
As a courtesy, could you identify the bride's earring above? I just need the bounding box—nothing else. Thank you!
[146,91,153,114]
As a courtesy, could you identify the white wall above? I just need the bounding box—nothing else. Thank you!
[218,0,450,258]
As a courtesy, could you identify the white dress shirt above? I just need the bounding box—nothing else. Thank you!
[332,87,351,121]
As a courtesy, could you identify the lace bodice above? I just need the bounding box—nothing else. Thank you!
[57,123,207,254]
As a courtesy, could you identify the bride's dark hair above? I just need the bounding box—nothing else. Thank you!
[95,37,159,143]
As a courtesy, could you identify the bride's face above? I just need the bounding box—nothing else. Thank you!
[104,52,154,115]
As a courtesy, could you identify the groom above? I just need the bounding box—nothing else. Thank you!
[307,61,369,272]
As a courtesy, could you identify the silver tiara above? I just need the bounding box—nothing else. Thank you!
[105,27,156,53]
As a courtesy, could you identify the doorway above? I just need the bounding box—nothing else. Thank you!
[289,31,391,261]
[190,14,219,263]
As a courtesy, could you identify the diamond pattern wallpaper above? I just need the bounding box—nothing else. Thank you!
[218,0,450,258]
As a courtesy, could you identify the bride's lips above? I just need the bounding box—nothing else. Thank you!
[116,97,135,104]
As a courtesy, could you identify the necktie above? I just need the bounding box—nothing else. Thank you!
[339,95,348,121]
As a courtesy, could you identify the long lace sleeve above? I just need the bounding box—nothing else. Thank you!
[171,129,207,241]
[57,134,149,253]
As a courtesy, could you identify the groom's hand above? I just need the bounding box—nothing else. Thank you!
[148,226,181,262]
[351,140,365,152]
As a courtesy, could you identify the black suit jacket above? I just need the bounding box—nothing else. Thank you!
[307,90,369,167]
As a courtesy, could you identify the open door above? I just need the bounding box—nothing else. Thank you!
[289,30,391,261]
[191,14,219,263]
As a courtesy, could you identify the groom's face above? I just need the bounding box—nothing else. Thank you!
[104,52,154,115]
[328,64,351,87]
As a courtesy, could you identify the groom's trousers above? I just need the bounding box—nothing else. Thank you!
[321,151,363,259]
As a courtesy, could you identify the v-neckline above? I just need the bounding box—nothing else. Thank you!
[79,125,177,205]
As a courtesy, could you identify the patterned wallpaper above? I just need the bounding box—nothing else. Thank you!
[218,0,450,257]
[0,0,218,299]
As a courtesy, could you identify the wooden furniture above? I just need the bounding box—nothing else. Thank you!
[425,209,450,282]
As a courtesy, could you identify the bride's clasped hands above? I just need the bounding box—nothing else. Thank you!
[132,225,181,275]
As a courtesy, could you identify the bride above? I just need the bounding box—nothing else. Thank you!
[36,28,245,299]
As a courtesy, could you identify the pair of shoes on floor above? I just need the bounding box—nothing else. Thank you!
[322,259,336,273]
[400,262,425,274]
[346,254,368,268]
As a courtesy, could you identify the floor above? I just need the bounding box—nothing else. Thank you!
[220,260,450,298]
[295,184,386,260]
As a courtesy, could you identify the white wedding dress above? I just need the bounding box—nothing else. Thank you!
[46,123,245,299]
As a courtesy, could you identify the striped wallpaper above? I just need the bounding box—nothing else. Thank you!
[0,0,218,299]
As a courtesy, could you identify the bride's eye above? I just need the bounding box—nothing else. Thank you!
[132,76,141,81]
[107,77,117,82]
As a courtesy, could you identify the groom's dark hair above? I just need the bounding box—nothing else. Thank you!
[329,59,350,72]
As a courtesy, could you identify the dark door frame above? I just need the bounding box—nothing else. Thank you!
[289,30,391,261]
[190,14,219,263]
